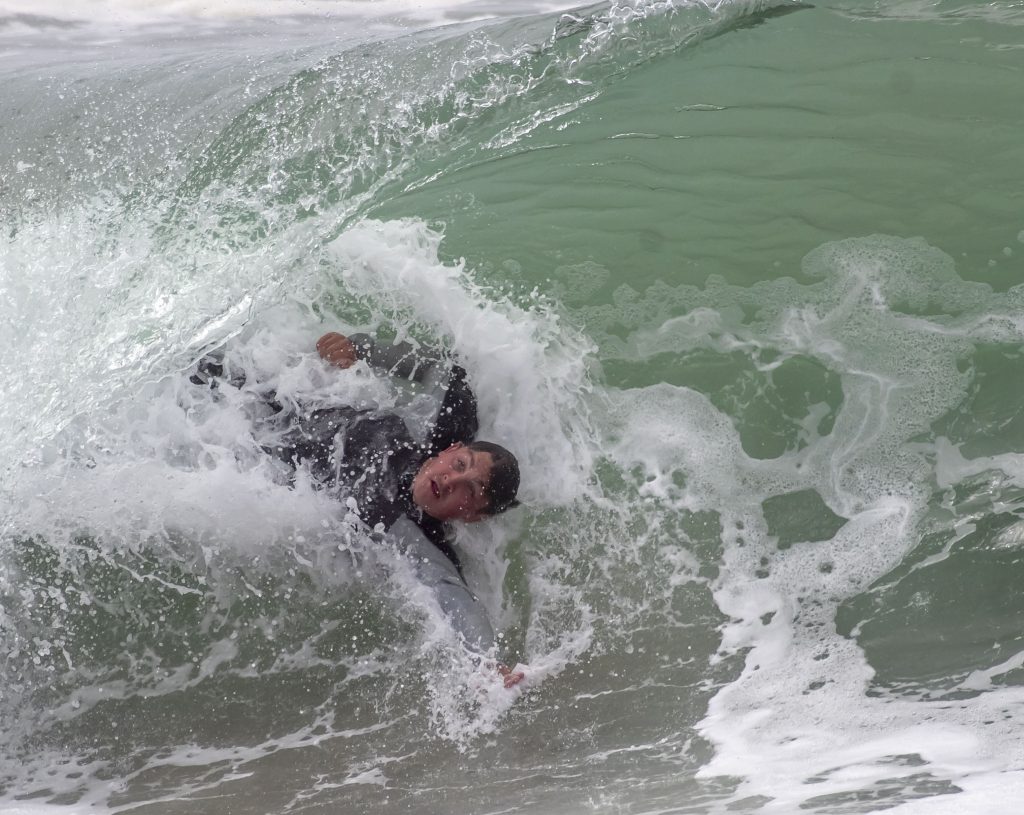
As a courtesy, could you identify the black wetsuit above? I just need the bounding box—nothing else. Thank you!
[265,334,478,571]
[191,334,497,653]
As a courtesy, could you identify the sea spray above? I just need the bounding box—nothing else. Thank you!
[3,0,1024,811]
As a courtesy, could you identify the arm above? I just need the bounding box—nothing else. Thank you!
[387,517,523,687]
[425,364,478,456]
[317,332,479,454]
[389,517,495,652]
[318,331,443,383]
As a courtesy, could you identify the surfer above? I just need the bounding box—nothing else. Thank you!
[192,331,525,688]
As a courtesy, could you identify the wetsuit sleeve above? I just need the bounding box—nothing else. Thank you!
[348,333,479,454]
[387,518,497,655]
[348,333,444,383]
[425,364,479,455]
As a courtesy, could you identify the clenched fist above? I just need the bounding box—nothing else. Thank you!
[316,332,358,369]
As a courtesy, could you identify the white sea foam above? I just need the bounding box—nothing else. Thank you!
[320,218,599,734]
[326,217,598,510]
[4,0,1021,807]
[0,213,599,810]
[590,232,1024,810]
[616,235,1024,811]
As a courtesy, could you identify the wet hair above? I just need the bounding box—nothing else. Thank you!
[469,440,521,515]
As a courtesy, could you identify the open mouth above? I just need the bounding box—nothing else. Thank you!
[431,479,440,499]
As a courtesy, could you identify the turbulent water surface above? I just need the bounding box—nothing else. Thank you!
[2,0,1024,812]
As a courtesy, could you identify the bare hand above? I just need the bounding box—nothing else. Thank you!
[316,332,358,369]
[497,663,525,689]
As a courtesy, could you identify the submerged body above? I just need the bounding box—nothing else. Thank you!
[193,332,522,681]
[264,334,483,559]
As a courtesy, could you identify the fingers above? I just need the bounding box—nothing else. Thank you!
[503,670,525,689]
[316,331,347,357]
[316,332,357,369]
[496,663,526,689]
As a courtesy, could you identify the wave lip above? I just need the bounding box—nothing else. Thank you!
[0,0,581,30]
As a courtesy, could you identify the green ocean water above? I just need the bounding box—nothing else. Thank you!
[1,1,1024,813]
[382,4,1023,286]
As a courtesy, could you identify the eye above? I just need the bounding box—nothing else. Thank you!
[454,457,467,471]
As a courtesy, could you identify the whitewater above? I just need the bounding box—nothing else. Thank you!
[2,0,1024,812]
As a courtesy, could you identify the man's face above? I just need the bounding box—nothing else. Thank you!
[411,442,493,522]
